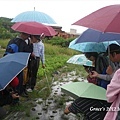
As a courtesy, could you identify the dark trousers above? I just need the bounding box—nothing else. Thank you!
[29,57,40,90]
[0,107,6,119]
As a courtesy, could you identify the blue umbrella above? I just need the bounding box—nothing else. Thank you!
[11,11,56,24]
[75,28,120,43]
[67,54,93,66]
[0,52,30,91]
[69,38,119,53]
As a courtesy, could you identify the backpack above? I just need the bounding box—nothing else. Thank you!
[4,38,21,55]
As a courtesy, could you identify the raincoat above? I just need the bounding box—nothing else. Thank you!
[104,68,120,120]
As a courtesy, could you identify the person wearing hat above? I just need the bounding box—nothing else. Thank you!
[90,43,120,81]
[27,34,45,91]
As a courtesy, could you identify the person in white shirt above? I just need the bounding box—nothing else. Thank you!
[27,34,45,91]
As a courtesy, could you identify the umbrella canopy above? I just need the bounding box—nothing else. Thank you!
[75,29,120,43]
[11,21,57,36]
[67,54,92,66]
[69,38,118,53]
[11,11,56,24]
[0,52,30,91]
[61,82,107,100]
[72,5,120,33]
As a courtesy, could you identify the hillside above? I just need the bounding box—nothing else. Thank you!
[0,17,17,39]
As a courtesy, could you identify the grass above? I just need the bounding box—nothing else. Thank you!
[0,39,88,118]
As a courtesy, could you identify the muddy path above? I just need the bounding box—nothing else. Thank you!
[3,69,86,120]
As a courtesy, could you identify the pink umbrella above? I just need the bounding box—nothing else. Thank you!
[11,21,57,36]
[72,5,120,33]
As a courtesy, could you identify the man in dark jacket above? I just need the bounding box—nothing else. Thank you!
[6,32,33,53]
[5,32,33,96]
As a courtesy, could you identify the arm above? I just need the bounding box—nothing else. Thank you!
[90,63,116,81]
[40,43,45,64]
[92,55,115,81]
[90,71,113,81]
[38,42,45,68]
[106,69,120,103]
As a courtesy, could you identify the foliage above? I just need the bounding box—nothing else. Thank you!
[0,39,9,49]
[0,17,16,39]
[37,43,79,77]
[44,36,76,47]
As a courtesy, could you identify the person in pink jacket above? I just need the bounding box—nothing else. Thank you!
[104,68,120,120]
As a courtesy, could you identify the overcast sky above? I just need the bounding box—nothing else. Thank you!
[0,0,120,33]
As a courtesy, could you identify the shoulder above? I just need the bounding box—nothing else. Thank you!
[38,41,44,46]
[98,53,108,60]
[115,68,120,75]
[110,68,120,83]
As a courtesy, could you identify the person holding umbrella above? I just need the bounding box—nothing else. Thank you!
[4,32,33,96]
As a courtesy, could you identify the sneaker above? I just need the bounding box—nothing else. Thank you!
[27,88,33,92]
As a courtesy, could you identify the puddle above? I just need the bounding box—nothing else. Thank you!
[4,70,86,120]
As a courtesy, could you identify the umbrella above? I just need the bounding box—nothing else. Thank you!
[11,21,57,36]
[11,10,56,24]
[75,29,120,43]
[67,54,92,66]
[0,52,30,91]
[69,38,118,53]
[61,82,107,100]
[72,5,120,33]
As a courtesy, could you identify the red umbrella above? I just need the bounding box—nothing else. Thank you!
[11,21,57,36]
[72,5,120,33]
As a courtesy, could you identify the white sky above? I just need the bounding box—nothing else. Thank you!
[0,0,120,33]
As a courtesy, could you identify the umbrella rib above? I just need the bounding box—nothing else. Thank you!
[104,13,120,32]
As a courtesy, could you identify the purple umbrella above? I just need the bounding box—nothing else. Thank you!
[75,29,120,43]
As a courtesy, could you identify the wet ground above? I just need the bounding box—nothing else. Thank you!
[4,70,87,120]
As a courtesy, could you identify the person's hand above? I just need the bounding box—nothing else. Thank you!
[89,71,99,78]
[106,65,113,75]
[12,93,19,99]
[42,64,45,69]
[31,53,35,58]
